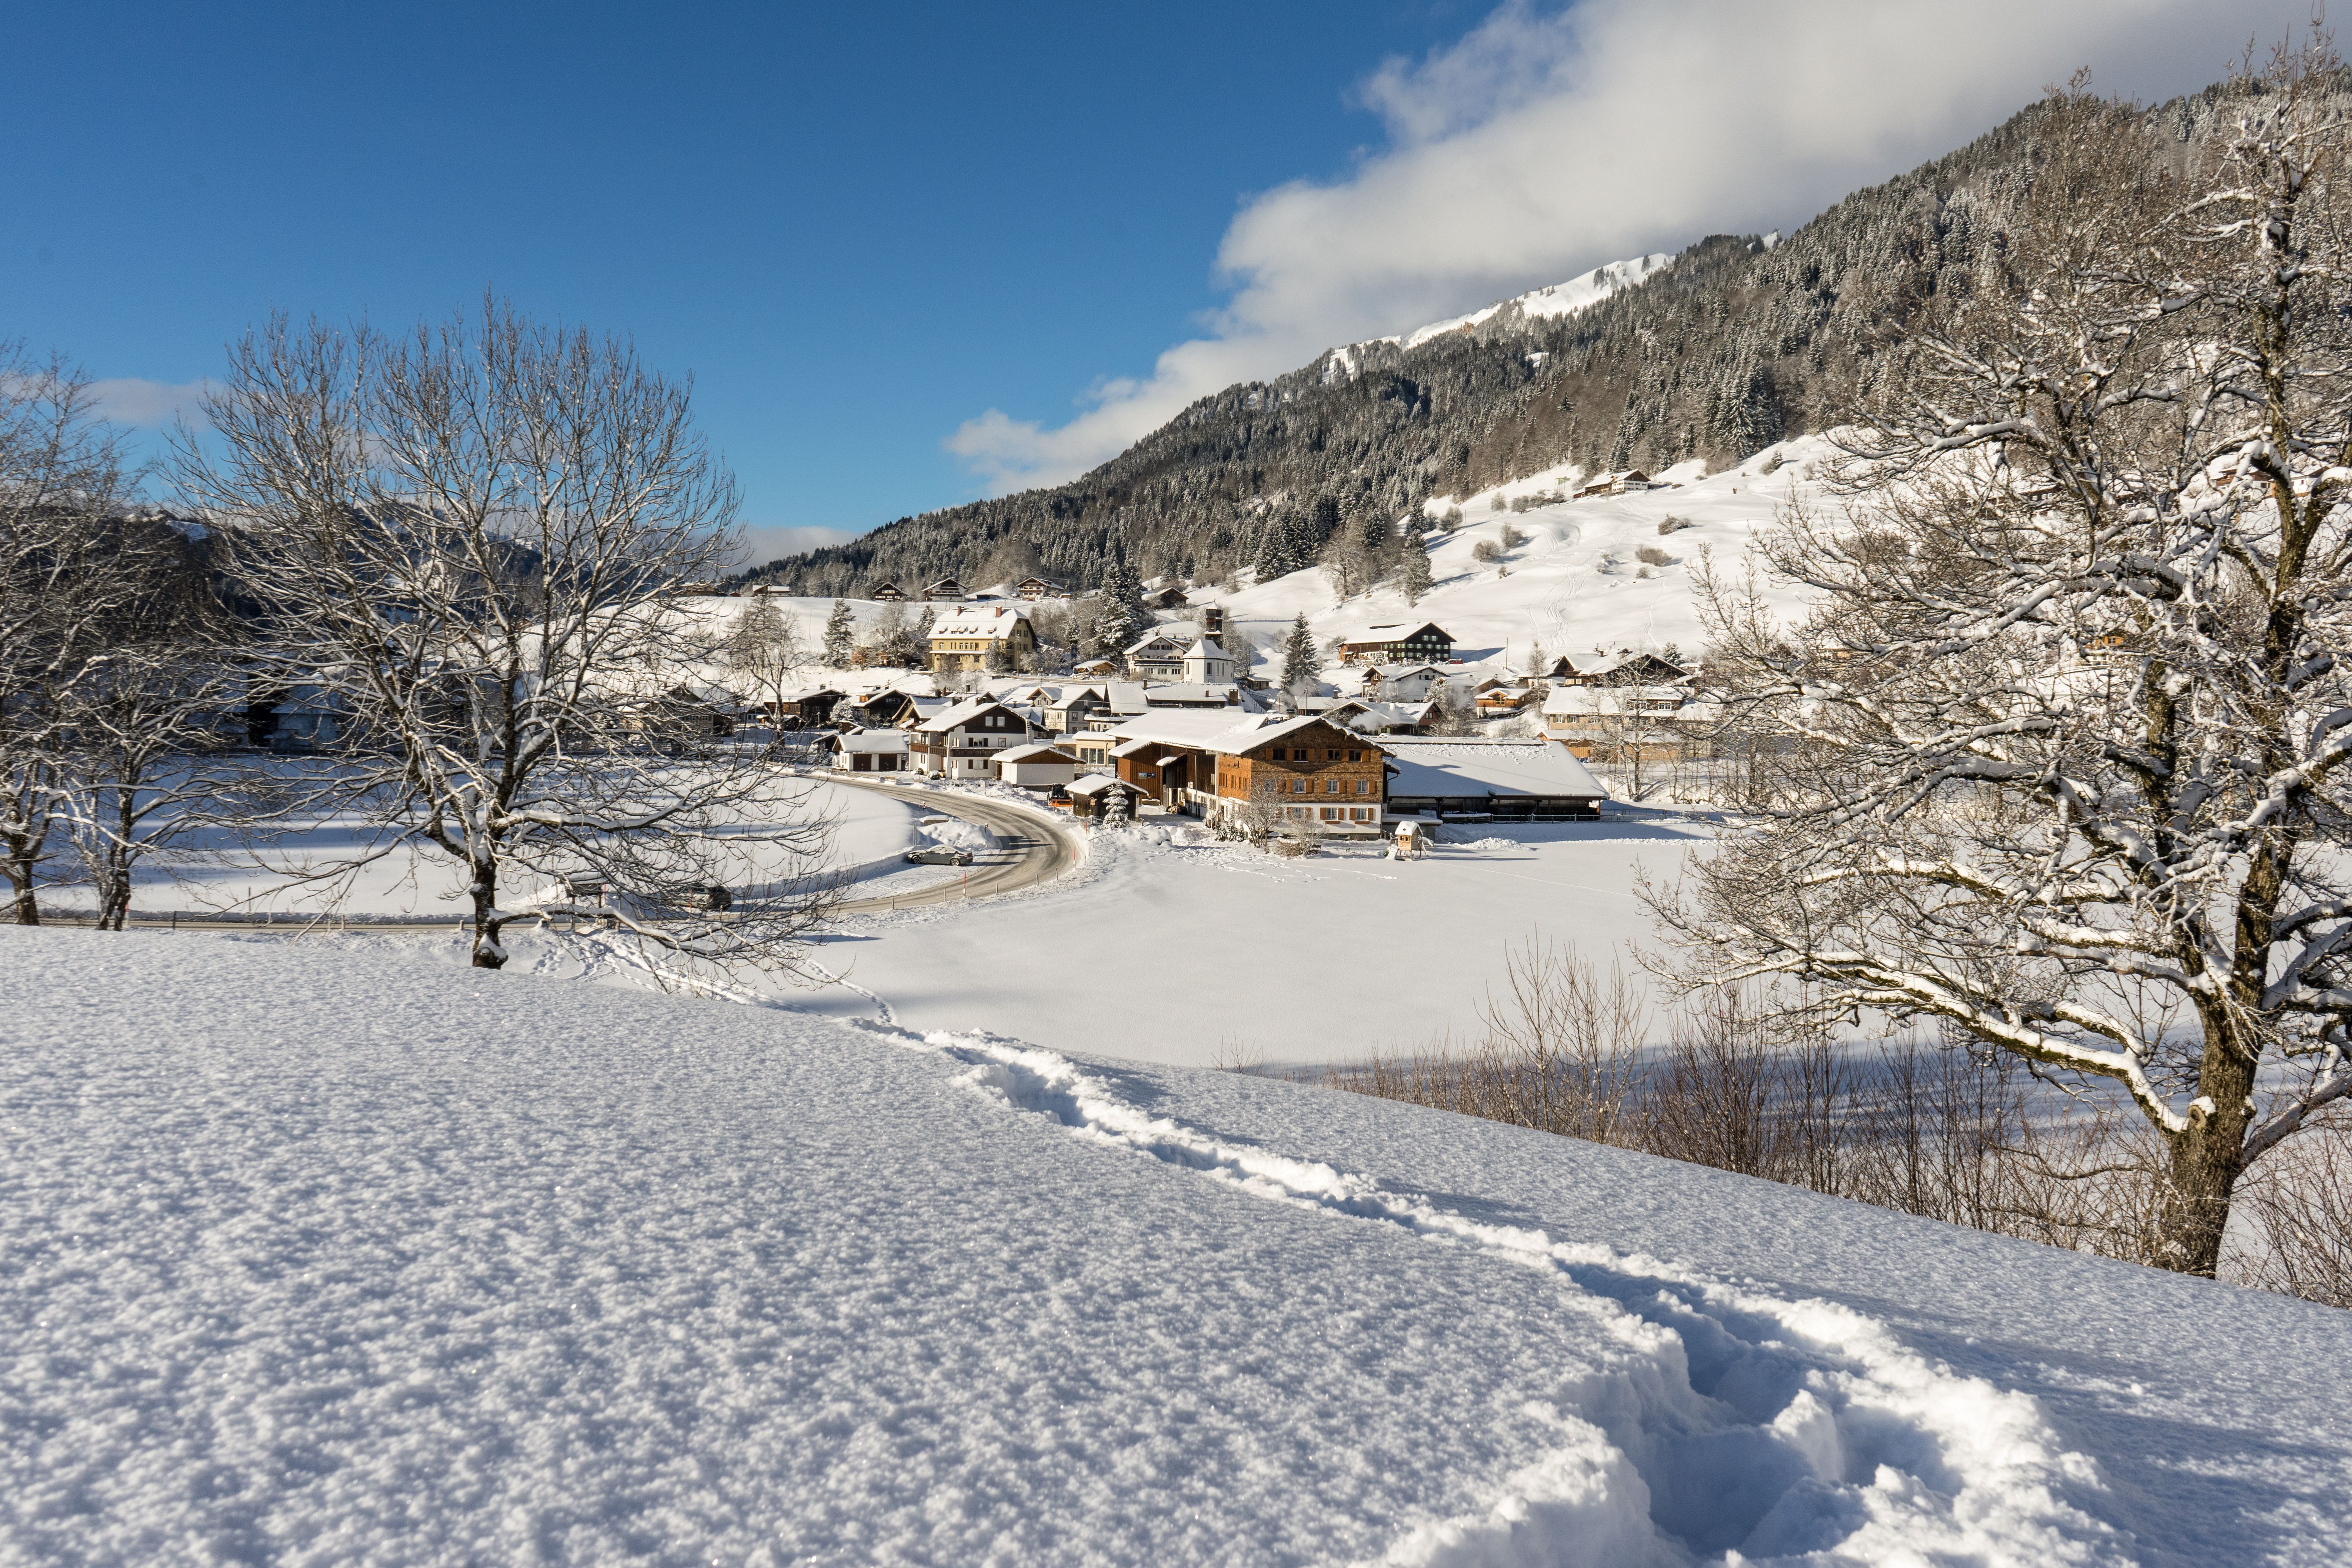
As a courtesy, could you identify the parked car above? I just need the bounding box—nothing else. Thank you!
[905,844,975,867]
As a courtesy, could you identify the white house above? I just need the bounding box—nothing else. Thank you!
[1356,662,1450,702]
[1180,637,1235,685]
[995,742,1082,789]
[829,729,911,774]
[1123,622,1206,681]
[909,697,1044,779]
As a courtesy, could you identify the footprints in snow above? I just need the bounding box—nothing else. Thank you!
[858,1022,2124,1568]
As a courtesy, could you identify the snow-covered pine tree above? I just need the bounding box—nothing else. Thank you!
[1399,528,1433,606]
[821,597,856,668]
[1096,554,1149,650]
[1281,613,1321,695]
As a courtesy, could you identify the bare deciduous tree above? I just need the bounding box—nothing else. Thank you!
[59,522,245,929]
[0,348,138,924]
[1657,56,2352,1274]
[178,302,840,973]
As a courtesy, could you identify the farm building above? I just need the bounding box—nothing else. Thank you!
[1381,737,1606,819]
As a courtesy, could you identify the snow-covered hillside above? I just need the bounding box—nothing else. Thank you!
[1221,439,1831,677]
[1319,254,1675,382]
[6,929,2346,1566]
[1394,254,1678,350]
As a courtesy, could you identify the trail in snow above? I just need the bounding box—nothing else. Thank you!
[851,1018,2124,1567]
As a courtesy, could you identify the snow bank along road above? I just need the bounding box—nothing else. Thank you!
[6,930,2347,1566]
[823,775,1083,913]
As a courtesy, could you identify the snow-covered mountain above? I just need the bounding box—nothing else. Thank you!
[1396,253,1677,350]
[1318,254,1677,383]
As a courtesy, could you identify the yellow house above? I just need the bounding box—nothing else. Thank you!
[928,604,1038,673]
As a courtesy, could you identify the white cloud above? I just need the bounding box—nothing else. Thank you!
[732,523,862,570]
[89,377,213,428]
[949,0,2307,495]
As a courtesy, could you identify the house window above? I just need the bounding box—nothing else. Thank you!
[1325,780,1339,795]
[1270,748,1286,760]
[1348,750,1362,762]
[1352,808,1371,821]
[1321,807,1340,821]
[1356,779,1370,794]
[1328,749,1342,760]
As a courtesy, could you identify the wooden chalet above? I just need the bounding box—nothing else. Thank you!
[1016,577,1067,601]
[922,576,964,602]
[1108,711,1389,837]
[1337,622,1454,666]
[1066,773,1147,823]
[1573,470,1652,499]
[770,687,848,726]
[869,581,907,602]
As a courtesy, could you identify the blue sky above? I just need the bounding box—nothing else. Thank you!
[3,2,2305,564]
[4,2,1489,555]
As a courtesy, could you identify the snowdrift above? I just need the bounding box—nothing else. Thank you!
[3,930,2345,1565]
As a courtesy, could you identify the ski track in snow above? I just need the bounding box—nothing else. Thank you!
[851,1016,2124,1567]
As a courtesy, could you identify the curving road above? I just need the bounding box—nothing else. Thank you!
[821,776,1084,914]
[31,777,1084,931]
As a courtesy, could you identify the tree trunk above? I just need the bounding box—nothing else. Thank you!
[470,862,505,969]
[3,842,38,925]
[5,871,36,926]
[97,869,130,931]
[2156,1020,2258,1277]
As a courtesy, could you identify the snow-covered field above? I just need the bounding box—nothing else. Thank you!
[5,928,2345,1566]
[792,803,1715,1067]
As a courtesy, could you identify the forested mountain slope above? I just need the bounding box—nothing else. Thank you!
[751,79,2268,600]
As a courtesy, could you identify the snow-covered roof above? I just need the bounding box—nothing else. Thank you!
[1140,683,1238,706]
[929,605,1031,639]
[1067,773,1142,797]
[1542,685,1687,717]
[1124,621,1204,655]
[916,696,1024,734]
[1109,737,1158,758]
[1046,685,1106,709]
[1381,737,1606,799]
[1340,622,1451,646]
[831,729,909,754]
[1181,637,1226,659]
[1103,681,1149,713]
[994,743,1076,764]
[1107,710,1385,759]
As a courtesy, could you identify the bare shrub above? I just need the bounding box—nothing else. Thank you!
[1657,516,1693,535]
[1500,523,1529,549]
[1323,947,2204,1284]
[1470,539,1502,564]
[2232,1118,2352,1307]
[1321,940,1642,1143]
[1635,544,1672,566]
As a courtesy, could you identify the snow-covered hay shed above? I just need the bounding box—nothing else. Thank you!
[1382,736,1606,818]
